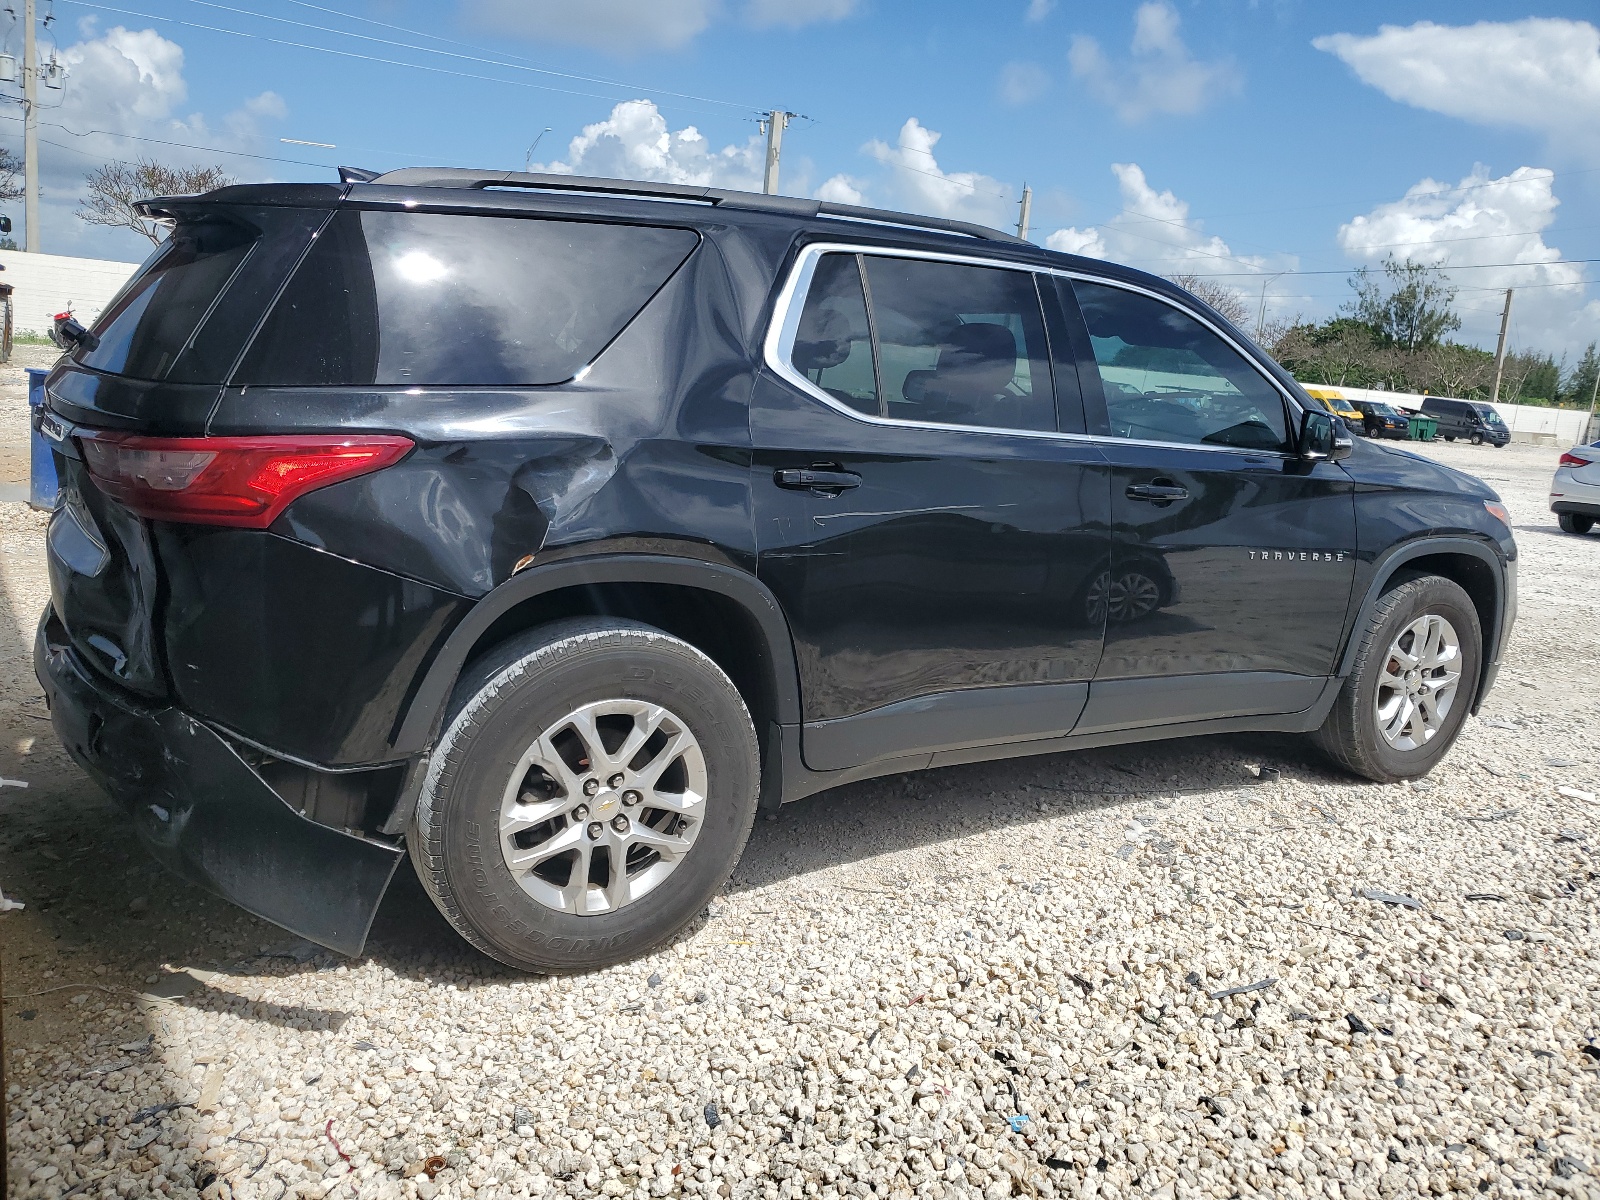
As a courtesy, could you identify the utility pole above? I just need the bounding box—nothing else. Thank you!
[1584,368,1599,447]
[762,110,791,196]
[1016,184,1032,241]
[1256,272,1286,335]
[23,0,38,252]
[1489,288,1514,405]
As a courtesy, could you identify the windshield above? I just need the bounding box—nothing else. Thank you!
[1369,403,1398,417]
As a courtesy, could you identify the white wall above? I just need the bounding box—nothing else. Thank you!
[1318,383,1595,444]
[0,249,144,334]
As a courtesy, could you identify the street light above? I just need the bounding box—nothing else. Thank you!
[525,128,552,173]
[1256,272,1287,335]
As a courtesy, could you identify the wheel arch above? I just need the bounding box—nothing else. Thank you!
[391,556,802,762]
[1337,536,1507,709]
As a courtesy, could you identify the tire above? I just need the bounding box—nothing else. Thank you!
[1312,575,1482,783]
[1558,512,1595,535]
[408,618,760,973]
[1443,436,1456,443]
[1470,432,1483,445]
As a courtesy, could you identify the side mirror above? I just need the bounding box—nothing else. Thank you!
[1301,407,1353,463]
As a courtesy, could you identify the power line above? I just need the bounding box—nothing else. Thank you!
[57,0,745,116]
[1180,259,1600,279]
[177,0,762,114]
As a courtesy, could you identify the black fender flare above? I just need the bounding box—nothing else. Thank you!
[1335,534,1510,698]
[389,554,802,756]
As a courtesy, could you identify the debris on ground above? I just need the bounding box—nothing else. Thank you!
[1359,888,1424,908]
[1207,978,1276,1000]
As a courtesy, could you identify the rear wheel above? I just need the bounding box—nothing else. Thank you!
[1443,435,1456,442]
[1313,575,1481,783]
[1559,512,1595,535]
[409,618,760,973]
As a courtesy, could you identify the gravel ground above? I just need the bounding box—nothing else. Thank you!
[3,437,1598,1200]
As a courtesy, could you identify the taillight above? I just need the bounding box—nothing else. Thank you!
[1559,451,1590,468]
[77,433,413,528]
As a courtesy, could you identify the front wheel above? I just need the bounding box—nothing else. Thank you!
[1312,575,1482,782]
[1470,432,1483,445]
[409,618,760,973]
[1559,512,1595,535]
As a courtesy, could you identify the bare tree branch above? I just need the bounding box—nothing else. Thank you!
[1167,273,1252,328]
[0,147,22,202]
[76,159,235,244]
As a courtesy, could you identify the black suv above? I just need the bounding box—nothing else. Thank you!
[1349,399,1410,440]
[35,170,1517,972]
[1420,396,1511,446]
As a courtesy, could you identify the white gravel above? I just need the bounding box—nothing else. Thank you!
[4,437,1599,1200]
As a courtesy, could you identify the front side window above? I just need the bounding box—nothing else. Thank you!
[239,210,698,387]
[1072,280,1290,452]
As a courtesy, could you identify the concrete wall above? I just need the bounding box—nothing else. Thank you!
[0,249,144,335]
[1313,383,1595,445]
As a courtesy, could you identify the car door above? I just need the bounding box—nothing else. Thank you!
[1054,276,1358,734]
[753,246,1112,772]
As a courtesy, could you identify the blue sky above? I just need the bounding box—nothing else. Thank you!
[11,0,1600,356]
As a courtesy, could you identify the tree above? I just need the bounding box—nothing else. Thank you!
[1344,255,1462,353]
[76,159,235,244]
[0,147,22,202]
[1562,342,1599,408]
[1167,273,1252,328]
[1414,341,1492,399]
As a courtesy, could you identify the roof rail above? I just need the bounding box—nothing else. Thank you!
[363,167,1028,245]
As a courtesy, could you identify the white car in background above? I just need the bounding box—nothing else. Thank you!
[1551,442,1600,534]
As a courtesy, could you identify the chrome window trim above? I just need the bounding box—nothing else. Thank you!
[762,240,1303,459]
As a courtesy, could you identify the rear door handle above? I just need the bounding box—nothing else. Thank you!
[1126,482,1188,503]
[775,467,861,493]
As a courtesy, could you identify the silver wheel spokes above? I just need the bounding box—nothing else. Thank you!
[498,699,707,916]
[1374,613,1462,751]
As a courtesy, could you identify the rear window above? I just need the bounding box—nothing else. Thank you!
[236,210,698,387]
[76,221,257,381]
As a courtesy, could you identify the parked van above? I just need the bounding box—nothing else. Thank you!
[1420,397,1510,446]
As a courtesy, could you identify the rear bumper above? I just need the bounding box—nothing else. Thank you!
[1551,500,1600,518]
[34,605,403,956]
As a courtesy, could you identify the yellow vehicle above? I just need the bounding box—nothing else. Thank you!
[1303,387,1364,430]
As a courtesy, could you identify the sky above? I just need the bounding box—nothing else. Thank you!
[5,0,1600,360]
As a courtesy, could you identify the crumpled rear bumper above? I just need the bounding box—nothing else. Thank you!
[34,606,403,957]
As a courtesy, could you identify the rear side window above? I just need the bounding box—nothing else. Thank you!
[1072,280,1289,452]
[238,210,698,387]
[77,222,257,381]
[864,257,1055,433]
[789,253,878,415]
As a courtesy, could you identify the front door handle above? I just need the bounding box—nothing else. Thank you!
[775,467,861,493]
[1126,482,1188,503]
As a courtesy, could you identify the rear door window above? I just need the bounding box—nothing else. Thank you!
[789,253,878,416]
[863,256,1056,433]
[1071,280,1290,452]
[237,210,699,387]
[77,221,257,381]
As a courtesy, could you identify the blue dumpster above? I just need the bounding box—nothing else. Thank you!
[28,367,59,511]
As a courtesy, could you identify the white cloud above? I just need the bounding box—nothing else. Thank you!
[1314,19,1600,158]
[815,174,865,205]
[5,25,289,256]
[534,100,765,191]
[1046,163,1268,283]
[997,61,1051,106]
[1025,0,1054,22]
[863,117,1011,227]
[1338,165,1600,354]
[1068,2,1240,122]
[745,0,856,30]
[463,0,854,52]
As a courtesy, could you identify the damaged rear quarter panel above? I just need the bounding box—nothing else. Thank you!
[219,234,762,595]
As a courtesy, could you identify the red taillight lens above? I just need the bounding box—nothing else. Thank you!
[77,433,413,528]
[1559,452,1590,468]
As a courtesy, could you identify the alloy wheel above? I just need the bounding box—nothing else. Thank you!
[1373,613,1462,752]
[498,699,707,916]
